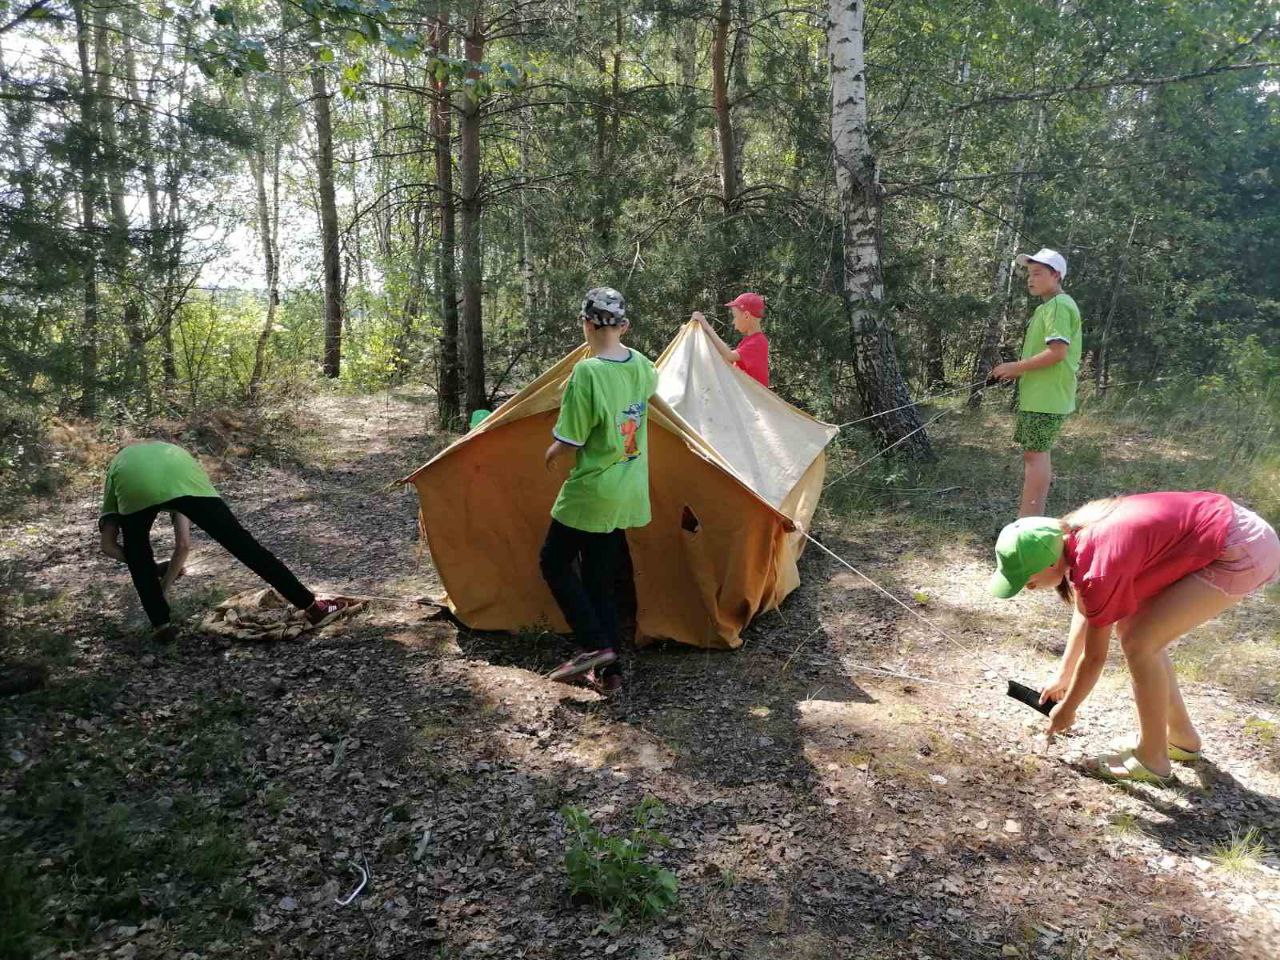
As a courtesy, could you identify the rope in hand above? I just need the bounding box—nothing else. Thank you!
[835,377,990,429]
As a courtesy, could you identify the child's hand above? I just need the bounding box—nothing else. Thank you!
[1039,676,1069,705]
[545,439,573,471]
[1046,701,1076,738]
[691,311,706,324]
[990,362,1019,381]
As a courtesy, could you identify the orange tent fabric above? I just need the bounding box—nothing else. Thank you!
[403,322,838,649]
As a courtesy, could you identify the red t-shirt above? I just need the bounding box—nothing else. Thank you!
[1065,491,1233,627]
[735,332,770,387]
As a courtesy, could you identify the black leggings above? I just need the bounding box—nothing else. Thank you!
[539,519,626,675]
[121,496,314,627]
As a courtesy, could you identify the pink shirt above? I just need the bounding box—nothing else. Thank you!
[1065,491,1233,627]
[735,332,770,387]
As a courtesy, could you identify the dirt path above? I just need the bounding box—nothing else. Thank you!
[3,391,1279,959]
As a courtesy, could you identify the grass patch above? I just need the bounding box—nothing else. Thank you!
[1243,716,1278,744]
[1210,827,1270,873]
[1106,812,1146,839]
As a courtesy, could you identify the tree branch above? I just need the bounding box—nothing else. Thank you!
[955,58,1280,113]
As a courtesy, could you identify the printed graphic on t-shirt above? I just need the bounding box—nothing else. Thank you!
[616,401,645,461]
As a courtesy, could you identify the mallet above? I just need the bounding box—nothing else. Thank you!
[1007,680,1053,716]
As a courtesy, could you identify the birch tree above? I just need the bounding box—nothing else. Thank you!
[827,0,931,457]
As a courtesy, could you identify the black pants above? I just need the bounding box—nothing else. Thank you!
[539,519,626,675]
[121,496,314,627]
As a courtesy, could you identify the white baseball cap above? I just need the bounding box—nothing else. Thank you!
[1016,247,1067,277]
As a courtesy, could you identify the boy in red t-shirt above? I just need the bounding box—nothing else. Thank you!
[690,292,770,387]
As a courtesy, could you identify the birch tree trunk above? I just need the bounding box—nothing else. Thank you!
[434,13,462,430]
[922,48,970,389]
[1096,211,1140,394]
[459,11,486,419]
[968,110,1041,407]
[827,0,931,457]
[248,72,283,399]
[310,36,344,379]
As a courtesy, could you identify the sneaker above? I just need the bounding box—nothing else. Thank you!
[306,597,354,625]
[152,623,179,644]
[580,669,623,696]
[548,648,616,683]
[596,673,623,696]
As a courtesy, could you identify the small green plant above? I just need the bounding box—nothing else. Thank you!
[1210,827,1270,872]
[1106,812,1144,838]
[561,797,678,922]
[1243,716,1277,744]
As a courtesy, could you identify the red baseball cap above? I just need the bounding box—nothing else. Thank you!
[724,292,765,318]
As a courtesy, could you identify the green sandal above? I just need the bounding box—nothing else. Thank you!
[1090,750,1174,786]
[1167,743,1202,763]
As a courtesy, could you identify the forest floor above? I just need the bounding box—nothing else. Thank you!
[3,388,1280,960]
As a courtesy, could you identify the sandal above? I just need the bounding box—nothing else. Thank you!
[548,648,616,683]
[1167,743,1202,763]
[1089,749,1174,786]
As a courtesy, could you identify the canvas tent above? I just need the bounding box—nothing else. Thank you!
[403,321,839,649]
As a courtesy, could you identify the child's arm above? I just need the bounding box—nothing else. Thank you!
[1040,605,1088,703]
[1046,599,1113,736]
[990,341,1068,381]
[544,439,577,470]
[99,519,126,563]
[691,312,740,364]
[161,512,190,595]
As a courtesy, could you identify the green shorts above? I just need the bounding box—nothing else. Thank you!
[1014,411,1068,452]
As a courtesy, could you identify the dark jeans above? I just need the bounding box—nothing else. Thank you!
[120,496,314,627]
[539,519,626,676]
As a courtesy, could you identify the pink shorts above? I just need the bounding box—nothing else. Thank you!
[1192,502,1280,597]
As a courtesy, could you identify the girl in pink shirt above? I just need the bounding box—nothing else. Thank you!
[989,491,1280,783]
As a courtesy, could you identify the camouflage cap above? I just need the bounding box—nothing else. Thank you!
[579,287,627,326]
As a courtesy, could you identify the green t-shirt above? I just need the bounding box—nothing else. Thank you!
[550,349,659,533]
[1019,293,1083,415]
[100,442,220,520]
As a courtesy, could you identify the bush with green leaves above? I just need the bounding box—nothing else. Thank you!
[561,797,679,922]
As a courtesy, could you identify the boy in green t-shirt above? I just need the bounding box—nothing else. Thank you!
[540,287,658,696]
[991,248,1082,517]
[98,441,350,641]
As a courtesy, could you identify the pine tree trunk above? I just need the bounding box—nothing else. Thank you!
[711,0,738,207]
[434,13,462,430]
[459,12,486,419]
[827,0,931,457]
[72,0,99,418]
[310,37,344,379]
[94,6,149,404]
[122,17,167,408]
[730,0,751,193]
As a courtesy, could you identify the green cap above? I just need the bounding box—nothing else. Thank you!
[989,517,1064,599]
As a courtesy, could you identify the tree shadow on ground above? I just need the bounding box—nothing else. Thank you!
[1080,758,1280,870]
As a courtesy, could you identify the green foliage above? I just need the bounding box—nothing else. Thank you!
[1210,827,1270,873]
[561,797,679,923]
[1,0,1276,434]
